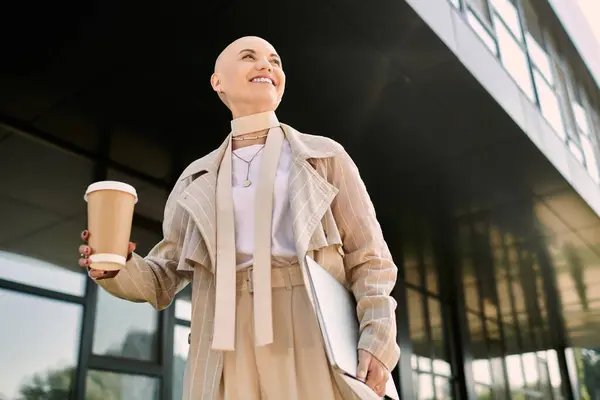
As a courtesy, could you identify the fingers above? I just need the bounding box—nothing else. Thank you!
[357,349,371,383]
[78,244,92,269]
[128,242,137,255]
[358,349,388,397]
[79,229,115,279]
[366,368,387,397]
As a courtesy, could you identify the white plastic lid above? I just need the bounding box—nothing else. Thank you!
[84,181,138,203]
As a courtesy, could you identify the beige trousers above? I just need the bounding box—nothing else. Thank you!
[217,265,345,400]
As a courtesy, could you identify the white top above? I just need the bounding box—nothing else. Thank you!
[232,140,296,268]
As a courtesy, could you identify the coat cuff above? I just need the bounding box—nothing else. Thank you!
[358,327,401,371]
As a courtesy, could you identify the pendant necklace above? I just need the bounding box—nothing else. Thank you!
[233,145,265,187]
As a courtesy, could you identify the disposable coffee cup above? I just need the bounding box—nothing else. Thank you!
[84,181,138,271]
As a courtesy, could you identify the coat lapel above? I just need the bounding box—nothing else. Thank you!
[282,124,345,259]
[176,136,230,273]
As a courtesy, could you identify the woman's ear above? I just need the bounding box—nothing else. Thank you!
[210,73,223,93]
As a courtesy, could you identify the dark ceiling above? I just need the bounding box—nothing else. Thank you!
[0,0,594,217]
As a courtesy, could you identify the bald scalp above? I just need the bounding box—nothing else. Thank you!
[213,36,275,73]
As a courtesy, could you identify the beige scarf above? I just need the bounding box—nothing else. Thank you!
[211,111,284,351]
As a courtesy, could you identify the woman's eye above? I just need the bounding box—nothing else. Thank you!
[243,54,255,60]
[272,59,281,66]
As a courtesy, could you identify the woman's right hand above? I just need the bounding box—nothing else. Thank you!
[78,229,136,280]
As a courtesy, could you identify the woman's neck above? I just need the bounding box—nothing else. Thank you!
[230,110,279,150]
[231,129,268,150]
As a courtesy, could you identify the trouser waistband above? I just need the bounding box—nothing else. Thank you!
[236,264,304,293]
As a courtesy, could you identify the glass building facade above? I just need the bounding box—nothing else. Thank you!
[1,0,600,399]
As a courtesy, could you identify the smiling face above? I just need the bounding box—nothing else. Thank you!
[211,36,286,118]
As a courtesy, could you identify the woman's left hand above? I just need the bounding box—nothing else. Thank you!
[357,349,388,397]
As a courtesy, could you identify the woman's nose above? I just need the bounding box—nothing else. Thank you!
[255,57,272,71]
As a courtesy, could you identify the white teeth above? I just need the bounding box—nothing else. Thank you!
[252,77,273,84]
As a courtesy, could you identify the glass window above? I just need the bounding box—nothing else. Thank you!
[526,34,553,84]
[434,376,452,399]
[505,354,526,389]
[533,70,566,139]
[175,298,192,322]
[428,298,448,369]
[92,287,159,362]
[473,358,493,385]
[468,0,492,22]
[572,101,590,135]
[85,370,159,400]
[494,15,535,101]
[581,135,600,183]
[0,289,82,399]
[546,350,563,397]
[467,11,498,56]
[521,352,540,387]
[0,250,86,296]
[414,372,434,400]
[490,0,522,41]
[173,325,191,400]
[407,288,427,350]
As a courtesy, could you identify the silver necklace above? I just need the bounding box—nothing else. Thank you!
[232,145,265,187]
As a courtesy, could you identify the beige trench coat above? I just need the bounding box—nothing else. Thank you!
[97,124,401,399]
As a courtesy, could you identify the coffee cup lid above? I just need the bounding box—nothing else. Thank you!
[84,181,138,204]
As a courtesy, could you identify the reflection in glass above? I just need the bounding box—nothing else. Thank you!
[546,350,563,396]
[494,15,535,101]
[472,359,493,385]
[505,354,526,389]
[0,289,82,399]
[474,383,492,399]
[173,325,190,400]
[434,375,452,399]
[414,373,434,400]
[0,250,86,296]
[93,288,159,362]
[462,257,481,312]
[85,370,159,400]
[428,298,447,362]
[407,288,426,347]
[521,352,540,389]
[175,298,192,321]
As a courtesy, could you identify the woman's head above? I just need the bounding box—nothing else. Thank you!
[211,36,286,118]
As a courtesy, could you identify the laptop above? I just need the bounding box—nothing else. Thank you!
[304,256,399,400]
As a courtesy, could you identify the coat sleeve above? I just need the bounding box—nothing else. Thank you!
[328,151,400,371]
[96,178,192,311]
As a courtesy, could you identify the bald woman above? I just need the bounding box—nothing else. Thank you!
[79,36,400,399]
